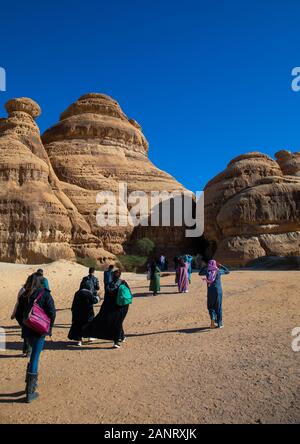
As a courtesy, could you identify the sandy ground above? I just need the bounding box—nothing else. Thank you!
[0,260,299,424]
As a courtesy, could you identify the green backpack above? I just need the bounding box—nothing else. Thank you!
[116,284,133,306]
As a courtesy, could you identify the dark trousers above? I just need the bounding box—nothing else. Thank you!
[23,338,32,354]
[115,305,129,342]
[207,291,223,326]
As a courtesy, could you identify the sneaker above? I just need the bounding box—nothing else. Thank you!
[118,337,126,343]
[113,342,121,349]
[217,325,224,329]
[77,341,82,347]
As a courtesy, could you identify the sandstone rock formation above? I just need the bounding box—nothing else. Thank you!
[275,149,300,176]
[204,151,300,266]
[0,94,192,265]
[42,93,191,257]
[3,93,298,268]
[0,97,115,265]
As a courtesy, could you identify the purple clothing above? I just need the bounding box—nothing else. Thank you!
[177,263,189,292]
[206,259,219,285]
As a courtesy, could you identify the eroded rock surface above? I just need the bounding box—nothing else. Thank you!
[42,93,190,256]
[204,151,300,265]
[0,94,191,265]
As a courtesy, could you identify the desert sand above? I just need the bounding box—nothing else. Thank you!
[0,260,299,424]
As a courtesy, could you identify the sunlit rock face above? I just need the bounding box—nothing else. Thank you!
[42,93,192,257]
[0,94,194,265]
[204,151,300,266]
[0,97,115,265]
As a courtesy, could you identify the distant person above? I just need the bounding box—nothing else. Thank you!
[149,260,161,296]
[11,274,35,356]
[83,270,132,349]
[177,258,189,293]
[159,254,168,271]
[104,264,114,289]
[173,255,181,284]
[173,255,180,269]
[68,281,100,346]
[81,267,100,297]
[165,257,169,271]
[199,260,230,329]
[35,269,50,290]
[184,254,193,284]
[22,274,56,403]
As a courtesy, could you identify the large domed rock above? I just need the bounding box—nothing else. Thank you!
[0,94,193,265]
[0,97,115,265]
[42,93,191,255]
[204,151,300,265]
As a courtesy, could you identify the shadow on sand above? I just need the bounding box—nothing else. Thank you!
[1,326,209,358]
[0,391,26,404]
[127,327,210,338]
[131,284,177,290]
[1,339,116,354]
[133,291,179,298]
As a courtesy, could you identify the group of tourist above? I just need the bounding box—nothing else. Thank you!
[10,256,229,403]
[148,254,194,296]
[68,267,131,349]
[11,266,132,403]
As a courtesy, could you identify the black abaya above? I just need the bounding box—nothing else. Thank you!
[82,279,130,342]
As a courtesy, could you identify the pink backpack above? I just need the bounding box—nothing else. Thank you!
[24,290,51,335]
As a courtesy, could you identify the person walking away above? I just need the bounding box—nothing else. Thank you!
[81,267,100,297]
[83,270,132,349]
[174,255,181,284]
[68,281,100,346]
[22,275,56,403]
[104,265,114,290]
[184,254,193,284]
[35,268,50,290]
[11,274,35,356]
[199,260,230,329]
[159,254,166,271]
[149,260,161,295]
[164,257,169,271]
[177,258,189,293]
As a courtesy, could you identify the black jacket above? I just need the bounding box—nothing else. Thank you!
[22,289,56,338]
[81,275,100,296]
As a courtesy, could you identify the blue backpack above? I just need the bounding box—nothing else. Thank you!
[116,284,133,306]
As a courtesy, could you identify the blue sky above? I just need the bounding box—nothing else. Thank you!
[1,0,300,191]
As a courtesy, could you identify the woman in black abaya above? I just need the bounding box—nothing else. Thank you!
[83,269,130,349]
[68,281,99,346]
